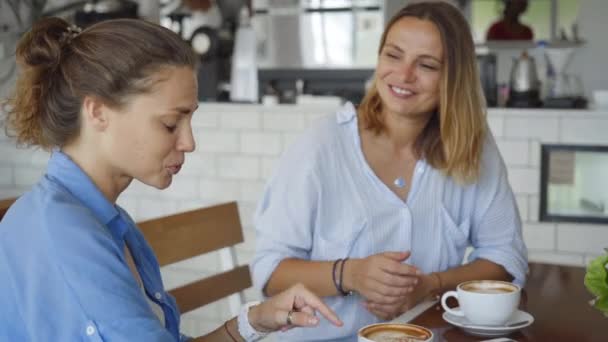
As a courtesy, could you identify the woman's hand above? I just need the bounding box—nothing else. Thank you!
[248,283,343,333]
[343,251,420,305]
[364,273,436,320]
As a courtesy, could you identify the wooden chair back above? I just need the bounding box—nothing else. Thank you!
[138,202,251,316]
[0,197,17,222]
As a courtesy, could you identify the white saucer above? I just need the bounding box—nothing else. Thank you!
[442,309,534,337]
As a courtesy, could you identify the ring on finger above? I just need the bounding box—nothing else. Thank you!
[286,309,294,325]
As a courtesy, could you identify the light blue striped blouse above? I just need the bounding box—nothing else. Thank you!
[252,102,528,341]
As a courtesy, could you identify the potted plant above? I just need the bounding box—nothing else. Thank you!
[584,248,608,316]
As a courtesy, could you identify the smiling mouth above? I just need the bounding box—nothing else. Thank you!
[389,85,415,98]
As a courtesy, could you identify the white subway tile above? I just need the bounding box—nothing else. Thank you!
[496,140,530,166]
[237,202,257,229]
[506,167,539,195]
[282,133,301,151]
[487,116,504,137]
[0,166,13,186]
[135,199,178,221]
[261,157,279,179]
[194,130,239,153]
[181,153,216,177]
[218,156,260,180]
[199,179,240,202]
[504,117,559,141]
[14,168,44,187]
[29,149,51,166]
[528,195,540,222]
[515,195,529,221]
[522,223,556,250]
[263,113,307,131]
[220,111,261,130]
[191,108,218,128]
[527,251,584,266]
[240,181,265,203]
[528,140,541,167]
[557,224,608,254]
[177,199,216,213]
[163,253,220,276]
[160,176,200,200]
[241,133,282,156]
[116,197,138,216]
[561,118,608,144]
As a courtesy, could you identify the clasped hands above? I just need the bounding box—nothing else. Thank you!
[342,251,431,320]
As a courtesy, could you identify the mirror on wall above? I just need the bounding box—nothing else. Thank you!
[540,144,608,224]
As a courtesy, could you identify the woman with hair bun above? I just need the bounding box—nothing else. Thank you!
[0,17,341,341]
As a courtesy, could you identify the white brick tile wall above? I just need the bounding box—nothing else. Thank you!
[241,133,282,156]
[282,132,301,151]
[240,181,266,203]
[194,130,239,153]
[261,157,279,179]
[528,195,540,222]
[557,224,608,254]
[496,140,530,166]
[527,251,584,266]
[506,167,539,195]
[14,167,45,187]
[487,116,504,137]
[528,140,541,167]
[504,117,560,141]
[218,156,260,180]
[561,118,608,144]
[0,166,13,186]
[136,198,179,221]
[199,179,240,202]
[181,153,217,177]
[515,195,529,221]
[522,223,556,250]
[219,111,261,130]
[191,108,218,128]
[263,113,307,131]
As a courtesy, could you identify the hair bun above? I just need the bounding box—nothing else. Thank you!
[16,17,72,69]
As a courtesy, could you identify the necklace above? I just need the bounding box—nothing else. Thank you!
[393,177,406,188]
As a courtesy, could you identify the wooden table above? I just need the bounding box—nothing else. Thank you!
[409,263,608,341]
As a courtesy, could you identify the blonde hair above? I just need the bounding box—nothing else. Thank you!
[359,1,486,184]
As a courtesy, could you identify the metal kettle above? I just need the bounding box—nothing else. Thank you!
[509,51,540,93]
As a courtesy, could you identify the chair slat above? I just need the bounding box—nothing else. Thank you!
[169,265,252,314]
[138,202,243,266]
[0,197,17,222]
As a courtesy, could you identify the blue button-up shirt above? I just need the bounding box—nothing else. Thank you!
[252,103,528,341]
[0,151,184,341]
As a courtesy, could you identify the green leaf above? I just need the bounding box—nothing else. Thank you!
[594,295,608,314]
[584,254,608,298]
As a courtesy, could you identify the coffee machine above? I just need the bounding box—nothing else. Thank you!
[507,51,542,108]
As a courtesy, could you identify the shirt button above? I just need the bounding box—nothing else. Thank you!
[155,292,163,300]
[86,325,96,336]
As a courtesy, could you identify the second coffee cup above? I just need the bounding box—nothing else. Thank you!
[441,280,520,326]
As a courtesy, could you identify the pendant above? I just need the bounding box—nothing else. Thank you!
[394,177,406,188]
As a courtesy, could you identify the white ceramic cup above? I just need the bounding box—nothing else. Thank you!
[441,280,520,326]
[358,323,433,342]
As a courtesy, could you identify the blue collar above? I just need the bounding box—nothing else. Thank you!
[46,151,127,242]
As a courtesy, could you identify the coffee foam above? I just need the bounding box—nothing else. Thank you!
[461,280,518,294]
[360,324,431,342]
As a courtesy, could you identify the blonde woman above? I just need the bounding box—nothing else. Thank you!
[252,2,527,340]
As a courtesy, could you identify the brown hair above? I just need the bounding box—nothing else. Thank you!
[3,17,196,149]
[359,1,487,183]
